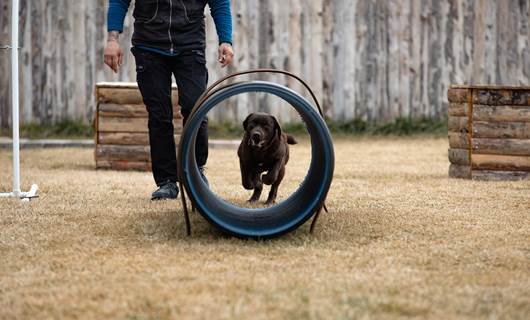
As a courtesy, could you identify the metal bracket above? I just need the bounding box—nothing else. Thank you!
[310,202,328,233]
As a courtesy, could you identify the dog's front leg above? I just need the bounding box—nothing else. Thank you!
[265,166,285,205]
[262,159,283,186]
[239,159,253,190]
[248,170,263,202]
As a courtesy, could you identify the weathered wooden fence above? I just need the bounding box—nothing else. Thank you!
[0,0,529,128]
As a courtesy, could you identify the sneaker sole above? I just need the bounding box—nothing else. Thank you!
[151,195,178,201]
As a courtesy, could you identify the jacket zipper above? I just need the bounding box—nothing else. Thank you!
[168,0,174,53]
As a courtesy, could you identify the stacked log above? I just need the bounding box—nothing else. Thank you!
[447,85,530,181]
[94,82,181,171]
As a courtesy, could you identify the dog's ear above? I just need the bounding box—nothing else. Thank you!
[243,113,254,131]
[271,115,282,139]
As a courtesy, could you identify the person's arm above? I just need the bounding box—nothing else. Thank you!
[209,0,234,67]
[108,0,131,33]
[104,0,131,73]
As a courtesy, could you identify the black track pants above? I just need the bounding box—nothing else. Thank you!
[132,47,209,186]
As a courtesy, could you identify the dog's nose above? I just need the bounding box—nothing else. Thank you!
[251,132,261,144]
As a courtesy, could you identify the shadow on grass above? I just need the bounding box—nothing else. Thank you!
[120,202,388,249]
[119,204,324,246]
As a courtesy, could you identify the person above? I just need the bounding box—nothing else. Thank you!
[104,0,233,200]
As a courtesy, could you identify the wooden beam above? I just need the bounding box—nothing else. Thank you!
[97,87,179,105]
[448,148,470,165]
[472,138,530,156]
[98,132,181,145]
[97,88,144,104]
[448,116,469,133]
[450,85,530,90]
[472,170,530,181]
[448,102,468,117]
[99,103,148,117]
[472,154,530,171]
[447,88,470,103]
[99,132,150,145]
[473,121,530,139]
[98,117,148,132]
[96,82,178,90]
[98,103,182,118]
[449,164,471,179]
[473,89,530,106]
[96,160,151,171]
[98,116,183,133]
[448,132,469,149]
[95,145,151,162]
[473,105,530,122]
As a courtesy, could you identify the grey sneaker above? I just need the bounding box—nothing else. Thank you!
[199,166,209,186]
[151,181,179,200]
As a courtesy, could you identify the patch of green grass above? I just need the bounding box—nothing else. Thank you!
[327,117,447,136]
[0,120,93,139]
[372,117,447,136]
[207,121,244,138]
[209,117,448,139]
[0,117,447,140]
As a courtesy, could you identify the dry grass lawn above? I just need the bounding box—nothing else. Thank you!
[1,137,529,319]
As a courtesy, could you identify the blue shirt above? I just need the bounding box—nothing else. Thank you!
[108,0,232,56]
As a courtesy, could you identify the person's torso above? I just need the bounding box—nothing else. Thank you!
[132,0,208,53]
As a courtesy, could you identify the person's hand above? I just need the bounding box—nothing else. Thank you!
[218,43,234,68]
[104,31,123,73]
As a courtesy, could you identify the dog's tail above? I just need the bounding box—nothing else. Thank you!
[286,134,298,145]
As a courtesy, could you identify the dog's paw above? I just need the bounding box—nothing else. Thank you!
[247,197,259,203]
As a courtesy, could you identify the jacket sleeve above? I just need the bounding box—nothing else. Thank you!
[208,0,233,45]
[107,0,132,33]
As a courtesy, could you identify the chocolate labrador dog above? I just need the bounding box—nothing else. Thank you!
[238,113,297,204]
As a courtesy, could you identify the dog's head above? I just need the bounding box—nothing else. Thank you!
[243,113,281,150]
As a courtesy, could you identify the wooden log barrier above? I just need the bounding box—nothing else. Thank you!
[448,103,468,117]
[473,105,530,122]
[96,145,151,162]
[447,85,530,180]
[471,138,530,156]
[448,148,470,166]
[448,116,469,133]
[94,82,181,171]
[448,133,468,149]
[98,132,180,146]
[447,88,469,104]
[448,164,471,179]
[471,154,530,171]
[471,170,530,181]
[96,160,152,171]
[473,89,530,106]
[473,121,530,139]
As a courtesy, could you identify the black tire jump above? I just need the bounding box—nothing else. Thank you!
[177,69,334,239]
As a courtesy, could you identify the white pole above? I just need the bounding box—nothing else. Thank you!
[1,0,37,200]
[11,0,21,196]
